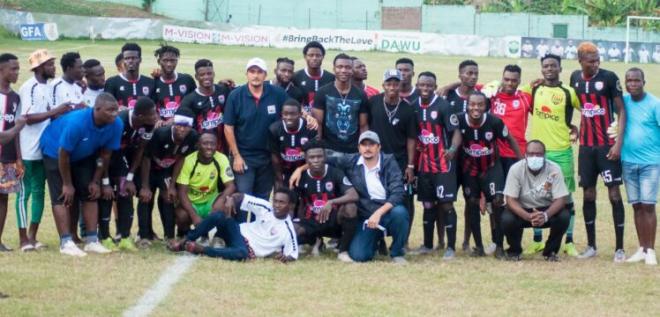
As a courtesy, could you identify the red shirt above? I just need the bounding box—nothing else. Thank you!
[490,90,531,158]
[364,85,380,99]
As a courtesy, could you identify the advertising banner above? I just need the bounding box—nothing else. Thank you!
[19,23,58,41]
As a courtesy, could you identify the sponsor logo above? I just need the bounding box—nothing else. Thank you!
[2,114,14,122]
[536,105,560,121]
[281,147,304,162]
[128,99,137,109]
[581,102,605,117]
[464,144,493,157]
[419,129,440,144]
[311,199,326,214]
[159,101,179,118]
[325,182,334,192]
[201,111,223,129]
[179,85,188,94]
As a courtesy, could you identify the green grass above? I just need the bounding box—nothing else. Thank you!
[0,0,161,18]
[0,39,658,316]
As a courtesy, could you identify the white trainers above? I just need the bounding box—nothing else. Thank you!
[311,238,324,257]
[337,251,354,263]
[578,246,598,259]
[60,240,87,257]
[391,256,408,264]
[84,241,111,254]
[613,249,626,263]
[626,247,646,263]
[645,249,657,266]
[484,242,497,255]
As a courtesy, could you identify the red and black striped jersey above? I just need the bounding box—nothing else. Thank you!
[104,74,155,109]
[570,69,623,147]
[153,72,196,120]
[295,164,352,220]
[413,95,459,174]
[268,118,317,178]
[177,85,231,152]
[458,113,508,176]
[118,109,155,153]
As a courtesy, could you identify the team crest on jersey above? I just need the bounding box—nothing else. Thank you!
[551,93,563,105]
[120,86,125,91]
[179,85,188,94]
[225,166,234,178]
[325,182,334,192]
[197,101,203,106]
[279,136,284,141]
[218,95,225,104]
[449,114,459,126]
[267,105,276,114]
[595,81,604,91]
[430,111,438,120]
[156,88,161,93]
[142,87,150,95]
[301,81,306,86]
[485,132,493,141]
[164,144,169,149]
[513,100,520,109]
[301,137,309,145]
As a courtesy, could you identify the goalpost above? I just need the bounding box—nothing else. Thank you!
[625,15,660,63]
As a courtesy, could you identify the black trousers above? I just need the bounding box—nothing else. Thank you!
[501,206,569,256]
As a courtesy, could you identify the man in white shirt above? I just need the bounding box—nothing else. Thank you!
[16,49,72,251]
[638,46,650,64]
[168,189,299,262]
[50,52,85,108]
[82,59,105,107]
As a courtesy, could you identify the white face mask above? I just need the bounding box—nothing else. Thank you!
[526,156,545,171]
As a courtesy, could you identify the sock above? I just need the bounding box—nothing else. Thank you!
[565,203,575,243]
[98,199,112,240]
[583,201,596,248]
[85,230,99,244]
[60,234,72,248]
[469,203,483,249]
[339,217,358,253]
[612,200,625,250]
[533,228,543,242]
[491,206,503,247]
[422,207,437,249]
[445,208,457,251]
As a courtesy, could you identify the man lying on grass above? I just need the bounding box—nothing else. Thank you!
[167,188,299,262]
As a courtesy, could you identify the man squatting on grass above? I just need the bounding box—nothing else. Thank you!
[1,41,657,266]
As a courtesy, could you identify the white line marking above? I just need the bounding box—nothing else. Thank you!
[123,255,198,317]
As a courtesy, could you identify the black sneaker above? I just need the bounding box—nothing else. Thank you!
[377,238,388,256]
[544,253,560,262]
[505,251,522,261]
[470,247,485,257]
[494,246,506,260]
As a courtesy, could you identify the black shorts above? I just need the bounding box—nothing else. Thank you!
[137,168,171,194]
[462,162,504,202]
[296,209,342,244]
[108,151,130,178]
[417,172,457,203]
[500,157,520,178]
[578,145,622,188]
[44,156,97,205]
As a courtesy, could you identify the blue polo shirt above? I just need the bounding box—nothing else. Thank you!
[224,83,287,167]
[622,93,660,164]
[40,107,123,162]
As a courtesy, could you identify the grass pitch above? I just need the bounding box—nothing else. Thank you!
[0,38,658,316]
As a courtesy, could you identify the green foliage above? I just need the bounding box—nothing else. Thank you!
[0,0,160,18]
[142,0,156,12]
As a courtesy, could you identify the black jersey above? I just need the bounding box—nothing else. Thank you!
[292,68,335,112]
[569,69,622,147]
[153,72,197,120]
[268,118,317,177]
[413,95,459,174]
[458,113,508,176]
[118,110,155,153]
[104,74,155,109]
[445,85,488,115]
[400,87,420,105]
[178,85,231,152]
[145,126,199,172]
[296,164,352,220]
[270,81,305,104]
[0,90,19,163]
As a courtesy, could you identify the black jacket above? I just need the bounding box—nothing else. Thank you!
[329,152,404,218]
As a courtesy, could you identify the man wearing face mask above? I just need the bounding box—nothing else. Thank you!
[502,140,570,261]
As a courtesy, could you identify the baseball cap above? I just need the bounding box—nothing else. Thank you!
[383,69,402,82]
[245,57,267,72]
[28,49,55,70]
[358,130,380,144]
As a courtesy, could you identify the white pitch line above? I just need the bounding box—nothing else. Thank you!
[123,255,198,317]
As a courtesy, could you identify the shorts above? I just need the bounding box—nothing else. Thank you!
[44,156,97,205]
[462,162,504,202]
[108,151,130,178]
[500,157,520,178]
[0,162,21,194]
[192,196,219,219]
[137,168,171,194]
[417,172,457,203]
[546,148,576,192]
[578,145,622,188]
[622,161,660,204]
[296,209,342,244]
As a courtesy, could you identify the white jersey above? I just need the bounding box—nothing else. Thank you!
[18,77,51,160]
[50,77,84,107]
[638,50,650,63]
[82,87,104,107]
[239,195,299,259]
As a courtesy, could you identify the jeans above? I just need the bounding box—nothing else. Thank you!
[186,212,248,261]
[501,207,570,256]
[622,161,660,204]
[234,163,274,200]
[349,205,410,262]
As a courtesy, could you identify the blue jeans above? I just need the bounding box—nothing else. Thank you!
[234,163,274,200]
[622,161,660,204]
[186,212,248,261]
[349,205,409,262]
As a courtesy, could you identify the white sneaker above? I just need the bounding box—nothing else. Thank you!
[60,240,87,257]
[645,249,657,266]
[84,241,111,254]
[613,249,626,263]
[626,247,646,263]
[484,242,497,255]
[211,237,225,248]
[577,246,598,259]
[311,238,324,257]
[391,256,407,264]
[337,251,354,263]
